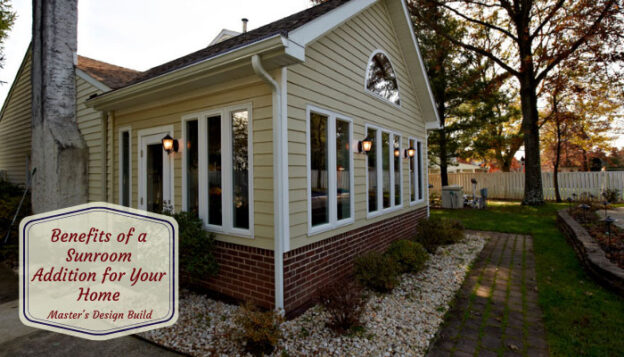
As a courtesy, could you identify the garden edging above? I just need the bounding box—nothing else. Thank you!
[557,209,624,296]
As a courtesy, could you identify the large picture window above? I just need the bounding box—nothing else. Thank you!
[182,104,253,236]
[366,125,402,217]
[307,106,354,234]
[409,137,425,204]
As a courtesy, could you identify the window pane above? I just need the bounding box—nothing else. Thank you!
[310,113,329,226]
[146,143,163,213]
[121,131,130,207]
[336,119,350,221]
[207,115,222,226]
[367,128,378,212]
[186,120,199,214]
[394,135,401,206]
[231,111,249,229]
[417,141,423,200]
[410,139,416,202]
[365,52,401,105]
[382,132,390,209]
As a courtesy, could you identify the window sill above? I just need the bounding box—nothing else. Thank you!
[410,199,426,207]
[366,204,404,220]
[308,218,354,237]
[205,225,254,239]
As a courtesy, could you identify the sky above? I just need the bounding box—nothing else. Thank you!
[0,0,622,150]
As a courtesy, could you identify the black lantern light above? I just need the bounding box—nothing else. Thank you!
[358,136,373,153]
[604,216,616,251]
[404,145,416,158]
[162,134,179,154]
[603,200,609,218]
[579,203,590,222]
[567,197,573,210]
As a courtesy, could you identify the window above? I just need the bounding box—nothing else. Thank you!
[409,137,425,204]
[118,128,131,207]
[365,51,400,105]
[366,125,402,217]
[182,104,253,236]
[307,106,354,234]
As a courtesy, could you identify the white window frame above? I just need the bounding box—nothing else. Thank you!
[409,137,426,205]
[137,125,175,212]
[366,124,403,219]
[306,105,355,236]
[118,126,132,207]
[181,103,254,238]
[363,49,402,108]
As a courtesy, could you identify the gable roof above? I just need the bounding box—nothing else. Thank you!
[88,0,439,128]
[125,0,351,87]
[76,56,141,90]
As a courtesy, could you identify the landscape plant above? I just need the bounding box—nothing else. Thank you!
[413,216,465,253]
[318,278,367,334]
[353,251,399,293]
[385,239,429,274]
[232,302,284,356]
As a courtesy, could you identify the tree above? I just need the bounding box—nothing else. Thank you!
[411,0,624,205]
[31,0,88,212]
[412,3,489,185]
[0,0,15,82]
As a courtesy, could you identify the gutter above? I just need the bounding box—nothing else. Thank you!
[251,54,289,311]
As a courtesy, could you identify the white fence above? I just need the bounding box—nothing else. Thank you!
[429,171,624,201]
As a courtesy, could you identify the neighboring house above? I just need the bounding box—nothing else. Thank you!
[430,162,487,174]
[0,0,440,313]
[0,45,140,203]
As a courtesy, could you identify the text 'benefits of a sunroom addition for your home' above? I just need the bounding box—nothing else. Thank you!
[19,202,179,340]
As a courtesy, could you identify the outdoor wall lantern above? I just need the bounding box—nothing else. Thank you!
[404,146,416,158]
[162,134,179,155]
[358,137,373,153]
[394,148,401,157]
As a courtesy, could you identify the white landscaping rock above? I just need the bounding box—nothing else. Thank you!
[140,233,486,356]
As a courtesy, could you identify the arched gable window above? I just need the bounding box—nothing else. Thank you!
[365,51,401,105]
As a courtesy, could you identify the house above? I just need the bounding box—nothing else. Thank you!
[0,0,440,313]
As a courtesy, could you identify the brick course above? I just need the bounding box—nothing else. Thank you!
[186,206,428,313]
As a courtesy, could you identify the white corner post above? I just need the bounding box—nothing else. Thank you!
[251,55,289,311]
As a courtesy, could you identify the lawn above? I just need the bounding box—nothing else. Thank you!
[432,201,624,356]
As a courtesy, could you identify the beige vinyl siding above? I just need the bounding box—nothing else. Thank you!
[287,1,428,250]
[0,52,32,185]
[112,74,275,250]
[76,76,105,202]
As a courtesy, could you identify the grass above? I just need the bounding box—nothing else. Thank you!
[432,201,624,356]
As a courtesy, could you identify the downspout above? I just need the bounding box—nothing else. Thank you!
[251,54,285,311]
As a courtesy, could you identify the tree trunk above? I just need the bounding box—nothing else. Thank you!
[554,120,562,202]
[519,74,544,205]
[439,128,449,186]
[31,0,88,213]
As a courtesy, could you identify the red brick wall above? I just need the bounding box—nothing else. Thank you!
[186,206,427,313]
[283,206,428,312]
[187,241,275,309]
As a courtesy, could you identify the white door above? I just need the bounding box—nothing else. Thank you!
[138,129,173,212]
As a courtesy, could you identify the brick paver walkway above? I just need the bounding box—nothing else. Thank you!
[427,232,548,357]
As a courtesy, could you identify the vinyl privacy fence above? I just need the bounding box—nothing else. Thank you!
[429,171,624,201]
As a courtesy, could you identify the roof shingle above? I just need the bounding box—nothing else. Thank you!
[76,56,141,89]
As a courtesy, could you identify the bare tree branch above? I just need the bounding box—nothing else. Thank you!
[530,0,565,40]
[438,2,519,42]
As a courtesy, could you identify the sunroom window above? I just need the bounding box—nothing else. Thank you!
[365,51,401,105]
[183,104,253,236]
[367,125,402,217]
[409,137,425,203]
[308,106,354,234]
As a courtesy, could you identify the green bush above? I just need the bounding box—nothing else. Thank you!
[602,188,621,203]
[0,179,31,268]
[165,211,219,279]
[413,217,464,253]
[353,251,399,293]
[232,302,284,356]
[385,240,429,274]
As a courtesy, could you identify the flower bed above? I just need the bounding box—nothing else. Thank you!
[140,233,486,356]
[558,209,624,296]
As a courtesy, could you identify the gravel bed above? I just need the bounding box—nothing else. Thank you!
[141,233,486,356]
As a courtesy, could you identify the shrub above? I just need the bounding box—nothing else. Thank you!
[413,217,464,253]
[0,179,31,268]
[318,279,367,334]
[164,210,219,279]
[385,240,429,274]
[353,251,399,293]
[232,302,284,356]
[602,189,621,203]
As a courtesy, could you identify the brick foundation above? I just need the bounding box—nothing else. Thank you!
[187,241,275,309]
[187,207,428,313]
[283,206,428,313]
